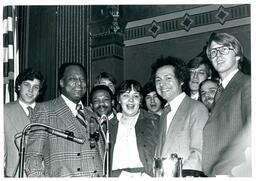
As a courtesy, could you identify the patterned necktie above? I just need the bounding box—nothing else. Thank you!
[27,106,33,120]
[76,104,87,128]
[214,83,224,103]
[101,120,107,134]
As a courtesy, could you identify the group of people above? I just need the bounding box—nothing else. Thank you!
[4,32,251,177]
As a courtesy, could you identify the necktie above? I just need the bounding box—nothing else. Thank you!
[214,83,224,103]
[76,104,87,128]
[162,104,172,135]
[156,104,171,157]
[101,120,107,134]
[27,106,33,120]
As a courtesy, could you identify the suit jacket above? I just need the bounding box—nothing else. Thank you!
[155,95,208,171]
[202,71,251,176]
[109,109,160,177]
[25,96,104,177]
[4,101,32,177]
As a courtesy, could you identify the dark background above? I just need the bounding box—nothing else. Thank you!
[16,5,250,104]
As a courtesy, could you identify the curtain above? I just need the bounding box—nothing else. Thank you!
[3,6,19,103]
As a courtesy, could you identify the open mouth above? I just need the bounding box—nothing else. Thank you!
[126,104,135,109]
[150,104,157,108]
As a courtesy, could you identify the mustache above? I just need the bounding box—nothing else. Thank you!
[97,105,108,109]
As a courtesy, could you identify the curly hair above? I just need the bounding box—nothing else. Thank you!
[151,56,190,91]
[15,68,46,98]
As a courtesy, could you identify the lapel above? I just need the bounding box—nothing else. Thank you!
[155,109,167,158]
[109,116,118,173]
[135,110,144,160]
[53,96,85,137]
[165,95,189,139]
[161,95,190,157]
[12,101,31,132]
[109,117,119,151]
[216,71,242,104]
[209,71,247,121]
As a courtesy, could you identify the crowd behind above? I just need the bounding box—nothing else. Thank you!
[4,32,251,177]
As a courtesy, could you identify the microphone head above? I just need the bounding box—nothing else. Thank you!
[100,114,108,122]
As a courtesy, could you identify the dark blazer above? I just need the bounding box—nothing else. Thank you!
[202,71,251,176]
[109,109,160,177]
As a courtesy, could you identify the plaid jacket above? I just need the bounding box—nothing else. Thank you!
[25,96,104,177]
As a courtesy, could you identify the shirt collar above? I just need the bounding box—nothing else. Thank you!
[108,112,115,120]
[221,69,239,88]
[167,92,186,112]
[61,94,83,116]
[18,99,36,116]
[190,92,199,100]
[19,99,36,109]
[116,110,140,128]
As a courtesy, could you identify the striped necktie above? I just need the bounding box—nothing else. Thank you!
[214,83,224,103]
[76,104,87,128]
[27,106,33,120]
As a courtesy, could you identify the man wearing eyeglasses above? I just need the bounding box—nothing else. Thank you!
[202,33,251,177]
[187,56,214,100]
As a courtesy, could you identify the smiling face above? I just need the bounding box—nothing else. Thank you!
[60,65,87,104]
[208,41,239,80]
[119,85,141,117]
[200,80,218,110]
[155,65,182,102]
[189,64,209,93]
[91,89,113,117]
[18,79,41,104]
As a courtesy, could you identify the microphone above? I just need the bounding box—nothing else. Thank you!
[101,114,109,145]
[100,114,108,124]
[89,117,97,148]
[48,129,84,144]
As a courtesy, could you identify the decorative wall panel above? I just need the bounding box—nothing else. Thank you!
[124,4,250,46]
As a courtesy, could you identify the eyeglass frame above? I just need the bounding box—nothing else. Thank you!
[207,46,236,59]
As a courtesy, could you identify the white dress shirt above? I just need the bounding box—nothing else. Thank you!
[112,112,143,170]
[166,92,186,135]
[221,69,239,88]
[61,94,83,116]
[18,99,36,116]
[190,92,199,100]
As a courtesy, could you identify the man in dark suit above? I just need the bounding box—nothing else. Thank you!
[151,56,208,175]
[202,32,251,176]
[4,68,45,177]
[25,63,104,177]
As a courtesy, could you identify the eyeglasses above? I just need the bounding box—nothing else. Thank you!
[189,69,207,77]
[208,46,235,59]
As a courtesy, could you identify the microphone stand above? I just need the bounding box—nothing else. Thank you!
[18,123,84,177]
[97,115,110,177]
[105,117,110,177]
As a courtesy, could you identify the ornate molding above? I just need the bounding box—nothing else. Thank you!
[124,4,250,46]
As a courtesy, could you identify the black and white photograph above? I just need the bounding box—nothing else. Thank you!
[1,0,254,178]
